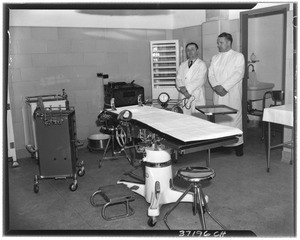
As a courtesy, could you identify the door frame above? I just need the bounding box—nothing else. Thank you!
[240,4,289,142]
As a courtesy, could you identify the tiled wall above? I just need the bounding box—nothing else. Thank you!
[173,25,202,62]
[8,26,170,158]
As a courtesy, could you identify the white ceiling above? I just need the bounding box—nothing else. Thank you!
[9,9,207,29]
[9,3,289,29]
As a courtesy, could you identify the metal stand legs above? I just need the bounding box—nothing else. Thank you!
[163,182,226,230]
[98,135,134,168]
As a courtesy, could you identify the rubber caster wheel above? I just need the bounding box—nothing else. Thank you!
[33,184,39,193]
[147,217,157,227]
[77,167,85,177]
[69,182,78,191]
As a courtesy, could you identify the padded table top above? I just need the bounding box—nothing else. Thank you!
[109,105,242,143]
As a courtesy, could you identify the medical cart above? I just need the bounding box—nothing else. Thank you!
[33,105,85,193]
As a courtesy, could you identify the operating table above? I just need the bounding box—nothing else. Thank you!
[102,105,242,226]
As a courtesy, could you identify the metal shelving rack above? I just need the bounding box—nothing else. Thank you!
[150,40,179,99]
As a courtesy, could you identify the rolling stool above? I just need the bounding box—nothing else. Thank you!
[90,183,135,221]
[163,166,226,230]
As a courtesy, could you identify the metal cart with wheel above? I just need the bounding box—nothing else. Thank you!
[33,104,85,193]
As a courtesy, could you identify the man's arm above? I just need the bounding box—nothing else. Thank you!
[185,61,207,96]
[208,56,218,88]
[221,54,245,92]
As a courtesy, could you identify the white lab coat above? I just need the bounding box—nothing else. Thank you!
[176,58,207,115]
[208,49,245,145]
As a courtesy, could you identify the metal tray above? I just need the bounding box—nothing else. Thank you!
[195,104,237,116]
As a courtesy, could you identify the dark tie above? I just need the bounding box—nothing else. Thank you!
[188,60,193,68]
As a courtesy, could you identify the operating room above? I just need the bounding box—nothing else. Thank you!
[4,2,296,237]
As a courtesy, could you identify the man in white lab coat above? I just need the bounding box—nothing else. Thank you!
[208,32,245,156]
[176,42,207,116]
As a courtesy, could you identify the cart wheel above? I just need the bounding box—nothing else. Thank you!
[147,217,157,227]
[33,184,39,193]
[69,182,78,191]
[77,167,85,177]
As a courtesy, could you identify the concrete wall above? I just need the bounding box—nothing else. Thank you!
[8,26,170,158]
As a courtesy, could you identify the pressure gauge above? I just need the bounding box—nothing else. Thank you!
[158,92,170,108]
[117,110,132,122]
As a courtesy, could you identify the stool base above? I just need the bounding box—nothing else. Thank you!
[164,182,226,230]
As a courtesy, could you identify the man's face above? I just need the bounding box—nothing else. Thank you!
[186,44,198,60]
[217,37,231,52]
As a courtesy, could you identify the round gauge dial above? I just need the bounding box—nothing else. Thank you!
[158,92,170,104]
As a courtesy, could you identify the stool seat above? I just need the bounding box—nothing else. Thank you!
[99,184,135,203]
[177,166,215,182]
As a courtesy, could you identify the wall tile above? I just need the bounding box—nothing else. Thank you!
[9,69,22,82]
[83,53,106,66]
[221,20,231,33]
[105,40,131,53]
[172,28,184,39]
[57,53,84,66]
[88,124,100,137]
[17,39,47,54]
[230,19,240,33]
[58,28,105,40]
[183,26,202,39]
[87,100,102,115]
[11,122,25,150]
[74,91,96,104]
[105,29,148,41]
[202,20,220,35]
[9,27,32,40]
[203,47,218,64]
[32,53,60,67]
[165,30,173,40]
[47,39,72,53]
[202,34,217,49]
[9,54,32,68]
[231,32,240,52]
[146,29,167,40]
[31,27,58,40]
[11,108,24,124]
[12,81,39,99]
[20,67,48,82]
[76,125,90,141]
[95,39,108,52]
[71,39,97,53]
[46,66,78,80]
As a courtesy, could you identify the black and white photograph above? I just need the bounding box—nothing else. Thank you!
[2,1,297,237]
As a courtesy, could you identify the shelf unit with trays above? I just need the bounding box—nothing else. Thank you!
[150,40,179,99]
